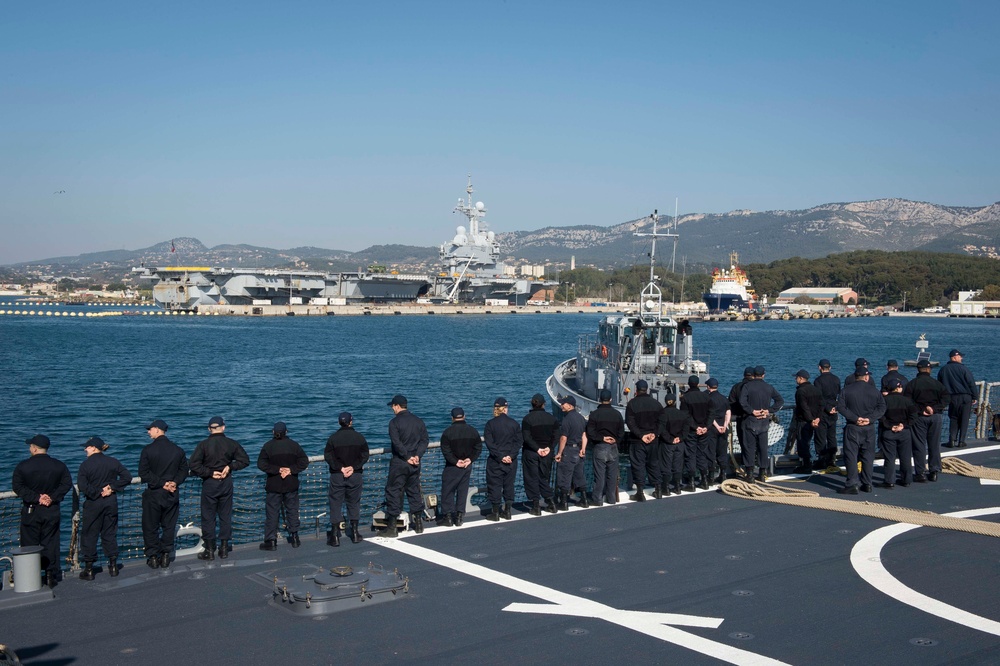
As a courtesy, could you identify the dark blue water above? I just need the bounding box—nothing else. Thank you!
[2,311,997,486]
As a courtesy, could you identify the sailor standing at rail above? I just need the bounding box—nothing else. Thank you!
[625,379,663,499]
[739,366,784,482]
[836,367,886,494]
[904,360,949,482]
[938,349,977,448]
[138,419,188,569]
[586,388,625,506]
[520,394,559,514]
[554,396,588,510]
[705,378,731,484]
[657,393,691,495]
[190,416,250,560]
[791,370,821,474]
[439,407,482,526]
[77,437,132,580]
[484,397,522,520]
[681,376,712,491]
[258,422,309,551]
[324,413,369,545]
[879,379,917,488]
[813,359,841,470]
[378,395,429,537]
[728,368,754,466]
[880,359,908,394]
[12,435,72,588]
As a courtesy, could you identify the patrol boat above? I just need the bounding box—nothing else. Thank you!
[546,210,709,417]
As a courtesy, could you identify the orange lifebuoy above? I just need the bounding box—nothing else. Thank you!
[600,345,608,359]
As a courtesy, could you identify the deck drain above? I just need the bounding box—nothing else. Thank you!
[910,638,938,647]
[448,580,468,587]
[580,586,600,593]
[729,632,754,640]
[493,526,507,531]
[716,507,730,512]
[312,615,328,621]
[189,571,207,580]
[725,555,743,561]
[837,529,854,534]
[606,556,623,562]
[362,550,380,556]
[120,648,138,655]
[732,590,754,597]
[566,628,590,636]
[654,570,667,575]
[607,527,622,532]
[940,488,955,493]
[469,553,489,559]
[735,529,749,534]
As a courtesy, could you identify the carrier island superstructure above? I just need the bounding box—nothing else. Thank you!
[132,180,556,310]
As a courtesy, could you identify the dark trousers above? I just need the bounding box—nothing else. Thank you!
[911,413,943,476]
[556,447,585,492]
[441,465,473,515]
[592,443,619,503]
[486,456,517,505]
[20,504,61,576]
[264,489,301,540]
[734,416,747,463]
[329,472,362,525]
[815,412,838,465]
[200,476,234,540]
[693,431,713,475]
[683,435,698,478]
[947,395,973,446]
[141,488,179,558]
[844,424,876,488]
[80,496,118,563]
[658,442,684,488]
[522,448,555,501]
[742,419,770,471]
[629,437,660,488]
[880,428,912,484]
[712,429,730,474]
[384,458,424,516]
[796,420,816,464]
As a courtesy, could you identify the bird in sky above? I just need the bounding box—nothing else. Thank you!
[53,190,65,194]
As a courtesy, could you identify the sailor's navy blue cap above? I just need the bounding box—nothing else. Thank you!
[855,367,870,376]
[818,359,831,368]
[916,359,931,368]
[887,378,902,389]
[687,375,700,386]
[949,349,962,357]
[26,434,50,449]
[887,359,899,367]
[705,378,719,388]
[855,358,868,367]
[208,415,225,427]
[560,395,576,407]
[664,391,676,402]
[273,421,287,434]
[494,397,508,407]
[531,393,546,404]
[753,365,766,376]
[388,394,407,407]
[338,412,352,426]
[146,419,168,431]
[598,389,612,402]
[635,379,648,390]
[82,436,105,449]
[795,369,810,379]
[450,407,464,419]
[743,367,755,377]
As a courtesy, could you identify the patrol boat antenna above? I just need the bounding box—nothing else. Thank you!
[634,209,679,321]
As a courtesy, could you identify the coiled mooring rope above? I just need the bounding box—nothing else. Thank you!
[941,457,1000,481]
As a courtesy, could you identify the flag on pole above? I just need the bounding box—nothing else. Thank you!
[171,240,176,253]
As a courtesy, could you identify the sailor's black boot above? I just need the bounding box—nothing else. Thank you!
[652,484,663,499]
[197,539,215,561]
[260,539,278,551]
[632,485,646,501]
[410,512,424,534]
[218,539,229,559]
[544,497,558,513]
[377,515,398,538]
[486,504,501,521]
[698,475,710,490]
[290,532,301,548]
[672,477,683,495]
[717,469,727,484]
[328,526,341,547]
[158,552,169,569]
[501,502,513,520]
[681,477,696,492]
[454,511,464,526]
[530,499,542,516]
[79,562,95,581]
[350,520,363,543]
[108,557,120,577]
[577,489,590,508]
[557,490,569,511]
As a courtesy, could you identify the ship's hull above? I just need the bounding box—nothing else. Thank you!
[702,291,751,312]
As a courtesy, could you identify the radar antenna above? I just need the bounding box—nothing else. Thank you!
[634,209,679,318]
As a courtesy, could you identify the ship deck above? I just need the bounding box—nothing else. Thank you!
[4,444,1000,665]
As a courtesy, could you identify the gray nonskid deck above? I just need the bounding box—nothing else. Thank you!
[4,444,1000,665]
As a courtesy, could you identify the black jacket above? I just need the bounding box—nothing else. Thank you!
[905,373,950,413]
[138,435,189,491]
[12,454,72,505]
[880,393,918,429]
[325,427,370,473]
[190,433,250,479]
[78,453,132,501]
[258,436,309,493]
[794,382,822,422]
[707,390,731,429]
[880,369,909,393]
[814,372,842,414]
[626,393,662,440]
[586,403,625,445]
[522,408,560,452]
[837,380,886,425]
[441,421,483,465]
[389,410,429,460]
[681,388,712,428]
[658,407,692,444]
[938,361,976,398]
[485,413,522,460]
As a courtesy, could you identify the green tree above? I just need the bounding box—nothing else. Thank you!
[977,284,1000,301]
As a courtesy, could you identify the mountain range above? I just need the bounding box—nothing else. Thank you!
[5,198,1000,279]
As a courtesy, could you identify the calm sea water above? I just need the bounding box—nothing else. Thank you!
[2,309,997,487]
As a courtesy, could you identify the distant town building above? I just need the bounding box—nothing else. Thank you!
[775,287,858,305]
[519,265,546,278]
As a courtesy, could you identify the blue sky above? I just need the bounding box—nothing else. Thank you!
[2,1,998,265]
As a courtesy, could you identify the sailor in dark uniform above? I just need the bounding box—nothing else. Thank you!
[836,367,886,494]
[258,421,309,550]
[554,396,589,510]
[325,413,370,545]
[879,379,918,488]
[625,379,663,499]
[190,416,250,560]
[681,376,712,490]
[791,370,821,474]
[521,394,559,514]
[938,349,977,448]
[813,359,841,469]
[843,358,869,386]
[138,419,188,569]
[739,366,784,482]
[728,367,754,465]
[586,389,625,505]
[905,360,949,482]
[484,397,522,520]
[440,407,482,525]
[77,436,132,580]
[12,435,72,587]
[379,394,429,537]
[657,393,692,495]
[706,378,731,484]
[880,359,909,394]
